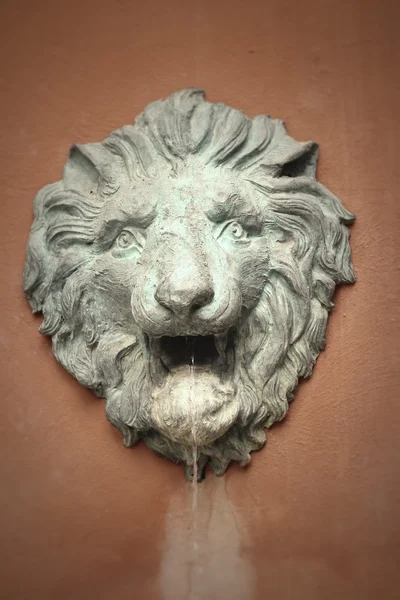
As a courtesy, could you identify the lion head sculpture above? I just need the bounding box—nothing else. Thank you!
[23,89,355,479]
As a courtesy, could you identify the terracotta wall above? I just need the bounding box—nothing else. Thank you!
[1,0,399,598]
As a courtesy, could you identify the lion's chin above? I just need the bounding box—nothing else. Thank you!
[150,366,239,447]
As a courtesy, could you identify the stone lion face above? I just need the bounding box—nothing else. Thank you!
[24,89,355,478]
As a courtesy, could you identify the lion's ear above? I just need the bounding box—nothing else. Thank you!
[63,144,106,194]
[251,118,319,179]
[23,144,109,314]
[280,141,319,178]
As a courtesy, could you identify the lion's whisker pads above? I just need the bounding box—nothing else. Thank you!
[23,89,355,479]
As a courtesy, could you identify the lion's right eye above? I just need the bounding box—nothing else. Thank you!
[111,228,144,258]
[117,230,136,249]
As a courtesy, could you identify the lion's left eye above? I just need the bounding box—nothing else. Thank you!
[222,221,249,241]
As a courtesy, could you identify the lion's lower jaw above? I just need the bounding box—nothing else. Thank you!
[100,340,285,478]
[104,364,270,478]
[150,366,239,447]
[140,365,274,478]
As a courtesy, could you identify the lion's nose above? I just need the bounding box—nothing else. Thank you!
[155,267,214,317]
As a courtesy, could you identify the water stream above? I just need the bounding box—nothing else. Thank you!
[187,338,200,597]
[159,338,254,599]
[188,339,198,508]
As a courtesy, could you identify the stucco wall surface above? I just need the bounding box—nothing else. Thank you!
[0,1,399,599]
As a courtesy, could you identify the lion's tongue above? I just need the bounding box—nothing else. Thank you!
[150,366,238,447]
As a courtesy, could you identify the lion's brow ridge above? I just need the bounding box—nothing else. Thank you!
[203,192,261,224]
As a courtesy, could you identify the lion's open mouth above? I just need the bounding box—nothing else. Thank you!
[149,331,239,447]
[146,332,234,387]
[160,335,219,367]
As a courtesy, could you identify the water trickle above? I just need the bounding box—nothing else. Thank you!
[187,338,200,598]
[188,339,198,508]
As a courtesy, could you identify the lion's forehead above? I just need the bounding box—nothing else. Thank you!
[97,169,264,232]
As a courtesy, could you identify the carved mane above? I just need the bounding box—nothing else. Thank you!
[23,89,355,475]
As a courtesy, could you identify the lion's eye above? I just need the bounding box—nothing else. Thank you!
[223,221,249,241]
[117,230,136,249]
[112,228,144,258]
[229,222,246,239]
